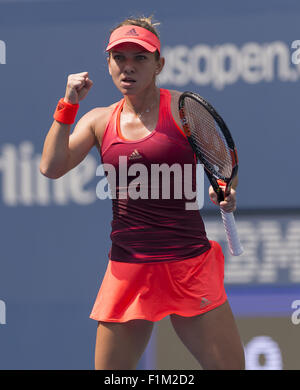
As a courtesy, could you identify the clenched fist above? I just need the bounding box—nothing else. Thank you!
[64,72,93,104]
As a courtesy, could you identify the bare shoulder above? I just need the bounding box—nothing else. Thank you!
[82,102,118,130]
[169,89,182,102]
[75,102,119,148]
[168,89,184,129]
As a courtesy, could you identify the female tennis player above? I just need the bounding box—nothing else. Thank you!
[40,16,245,370]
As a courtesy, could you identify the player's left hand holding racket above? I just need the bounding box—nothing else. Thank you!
[178,91,244,256]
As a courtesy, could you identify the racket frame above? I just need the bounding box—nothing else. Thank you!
[179,91,238,202]
[178,91,243,256]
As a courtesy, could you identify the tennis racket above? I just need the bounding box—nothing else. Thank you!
[178,91,243,256]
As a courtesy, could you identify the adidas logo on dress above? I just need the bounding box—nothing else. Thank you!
[129,149,142,160]
[200,297,211,308]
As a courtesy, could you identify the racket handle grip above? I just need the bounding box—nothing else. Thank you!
[220,209,244,256]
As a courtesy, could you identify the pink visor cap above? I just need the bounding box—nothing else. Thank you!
[106,25,161,54]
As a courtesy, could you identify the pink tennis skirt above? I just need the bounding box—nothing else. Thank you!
[90,240,227,323]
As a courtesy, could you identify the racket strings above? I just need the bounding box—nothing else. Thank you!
[184,98,233,178]
[192,141,228,167]
[192,127,232,177]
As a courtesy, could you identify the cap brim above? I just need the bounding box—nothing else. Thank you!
[106,38,157,53]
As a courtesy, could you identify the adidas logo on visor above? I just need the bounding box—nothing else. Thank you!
[125,28,139,36]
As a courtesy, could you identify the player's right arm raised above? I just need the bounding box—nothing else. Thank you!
[40,72,96,179]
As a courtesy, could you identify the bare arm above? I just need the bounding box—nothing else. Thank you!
[40,111,98,179]
[40,71,99,179]
[231,175,238,189]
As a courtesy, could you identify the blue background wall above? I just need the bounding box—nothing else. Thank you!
[0,0,300,369]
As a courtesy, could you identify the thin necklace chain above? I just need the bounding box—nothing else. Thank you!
[125,93,160,119]
[136,101,157,119]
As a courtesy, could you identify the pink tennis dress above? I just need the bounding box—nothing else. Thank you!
[90,89,227,322]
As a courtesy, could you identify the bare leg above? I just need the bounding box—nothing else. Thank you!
[94,319,154,370]
[170,301,245,370]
